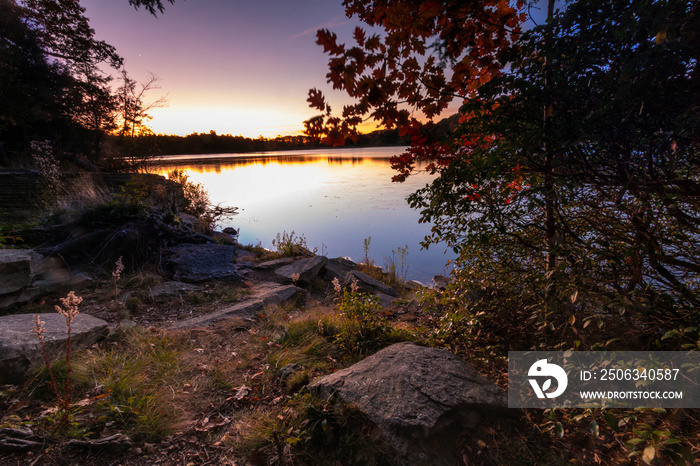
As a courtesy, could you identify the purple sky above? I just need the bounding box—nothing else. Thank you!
[82,0,364,137]
[81,0,548,138]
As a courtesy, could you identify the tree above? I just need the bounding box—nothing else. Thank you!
[0,0,74,163]
[304,0,526,145]
[116,70,168,139]
[308,0,700,351]
[127,0,173,16]
[0,0,170,165]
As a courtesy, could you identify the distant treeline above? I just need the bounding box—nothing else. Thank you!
[127,128,412,156]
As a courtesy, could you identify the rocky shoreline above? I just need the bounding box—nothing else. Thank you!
[0,170,503,465]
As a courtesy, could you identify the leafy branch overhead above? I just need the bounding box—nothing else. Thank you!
[127,0,174,16]
[304,0,526,145]
[308,0,700,356]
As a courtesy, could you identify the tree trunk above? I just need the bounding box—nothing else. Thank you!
[0,140,9,167]
[543,0,557,318]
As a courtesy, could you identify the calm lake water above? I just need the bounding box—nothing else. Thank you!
[157,146,453,283]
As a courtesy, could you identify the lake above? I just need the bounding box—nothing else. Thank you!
[157,146,454,283]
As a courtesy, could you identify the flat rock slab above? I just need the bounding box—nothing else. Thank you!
[345,270,399,298]
[149,281,201,300]
[308,342,507,465]
[255,257,295,271]
[0,313,109,385]
[164,243,242,283]
[323,257,357,282]
[0,250,93,311]
[171,282,307,328]
[275,256,328,286]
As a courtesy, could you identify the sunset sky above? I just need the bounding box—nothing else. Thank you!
[81,0,367,138]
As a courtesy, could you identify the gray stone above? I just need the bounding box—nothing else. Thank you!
[164,243,242,283]
[345,270,399,298]
[308,342,508,466]
[211,231,237,245]
[233,249,257,263]
[275,256,328,286]
[432,275,454,290]
[0,250,94,310]
[255,257,295,270]
[0,313,109,384]
[323,257,357,282]
[171,282,307,328]
[376,292,397,308]
[149,281,201,300]
[405,280,426,291]
[277,363,303,384]
[0,250,41,296]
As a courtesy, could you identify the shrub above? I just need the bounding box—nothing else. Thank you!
[332,278,392,356]
[272,230,313,257]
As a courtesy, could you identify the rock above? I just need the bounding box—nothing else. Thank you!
[255,257,295,270]
[0,250,93,311]
[345,270,399,298]
[432,275,454,290]
[323,257,357,282]
[211,231,237,245]
[178,213,200,229]
[0,313,109,385]
[171,282,307,328]
[0,250,38,296]
[308,342,508,466]
[404,280,425,291]
[275,256,328,286]
[376,292,397,308]
[233,249,257,263]
[277,363,303,384]
[163,243,242,283]
[223,227,239,235]
[149,281,201,301]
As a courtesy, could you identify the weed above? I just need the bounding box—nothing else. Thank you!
[31,291,83,427]
[112,256,125,328]
[234,393,392,465]
[168,169,238,232]
[272,230,314,257]
[362,236,373,267]
[285,370,310,393]
[87,328,185,439]
[384,245,409,286]
[332,278,391,356]
[31,140,61,209]
[0,230,23,248]
[124,295,144,313]
[55,173,110,217]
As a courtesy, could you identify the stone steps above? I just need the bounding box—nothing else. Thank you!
[169,282,307,329]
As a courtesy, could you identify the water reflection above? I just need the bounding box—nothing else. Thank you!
[157,147,452,283]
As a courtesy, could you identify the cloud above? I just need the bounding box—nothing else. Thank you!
[290,14,353,40]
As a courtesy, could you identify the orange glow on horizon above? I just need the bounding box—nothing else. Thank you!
[146,106,381,139]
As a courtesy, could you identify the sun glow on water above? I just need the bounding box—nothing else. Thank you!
[158,148,453,282]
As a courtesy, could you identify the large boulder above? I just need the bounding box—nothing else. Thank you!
[344,270,399,297]
[0,249,93,311]
[308,342,508,466]
[163,243,242,283]
[0,313,109,384]
[322,257,357,282]
[0,250,39,296]
[275,256,328,286]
